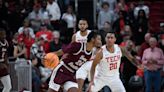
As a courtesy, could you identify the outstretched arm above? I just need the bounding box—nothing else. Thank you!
[120,47,141,68]
[90,49,103,82]
[53,49,64,57]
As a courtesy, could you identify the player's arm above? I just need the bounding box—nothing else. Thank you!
[90,49,103,82]
[120,47,141,68]
[71,33,76,43]
[53,49,64,57]
[54,42,81,57]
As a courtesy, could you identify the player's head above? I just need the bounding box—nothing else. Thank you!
[105,32,116,47]
[95,34,102,48]
[78,18,88,32]
[87,31,100,46]
[0,28,6,40]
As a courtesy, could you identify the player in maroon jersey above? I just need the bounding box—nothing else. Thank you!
[47,31,100,92]
[0,28,12,92]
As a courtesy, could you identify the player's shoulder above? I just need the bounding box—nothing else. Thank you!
[101,45,107,51]
[70,42,82,48]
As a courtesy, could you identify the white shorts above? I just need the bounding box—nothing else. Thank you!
[49,61,78,91]
[76,61,99,81]
[91,75,126,92]
[76,61,92,81]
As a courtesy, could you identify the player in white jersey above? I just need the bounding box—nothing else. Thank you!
[89,32,141,92]
[72,18,91,43]
[76,35,102,92]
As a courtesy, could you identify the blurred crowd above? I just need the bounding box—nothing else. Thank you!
[0,0,164,92]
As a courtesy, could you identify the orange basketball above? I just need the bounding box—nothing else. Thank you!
[43,53,59,69]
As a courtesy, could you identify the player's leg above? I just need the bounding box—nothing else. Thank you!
[63,81,78,92]
[90,78,106,92]
[0,75,12,92]
[48,64,63,92]
[76,61,92,92]
[67,87,78,92]
[47,88,58,92]
[76,79,85,92]
[108,76,126,92]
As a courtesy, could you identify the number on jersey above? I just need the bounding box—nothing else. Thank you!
[109,62,117,70]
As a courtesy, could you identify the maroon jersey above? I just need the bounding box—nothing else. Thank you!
[0,39,9,77]
[52,42,93,85]
[62,42,92,74]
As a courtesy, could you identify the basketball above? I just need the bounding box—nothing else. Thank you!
[43,53,59,69]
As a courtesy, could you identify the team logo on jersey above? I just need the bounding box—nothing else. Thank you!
[68,55,87,71]
[105,55,121,70]
[105,55,120,62]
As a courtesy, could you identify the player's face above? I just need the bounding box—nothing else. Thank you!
[78,20,88,32]
[94,35,102,48]
[105,33,116,47]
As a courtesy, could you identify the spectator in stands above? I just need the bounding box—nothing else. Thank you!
[119,25,132,47]
[142,37,164,92]
[13,36,27,60]
[121,40,138,92]
[120,25,132,40]
[134,1,149,19]
[98,21,112,44]
[36,24,53,53]
[127,2,136,28]
[49,31,62,53]
[116,0,128,13]
[113,10,128,44]
[40,0,51,29]
[31,57,41,92]
[99,0,117,12]
[158,23,164,51]
[22,29,35,59]
[30,37,45,68]
[62,5,76,43]
[97,2,115,30]
[133,9,149,45]
[18,0,33,19]
[138,33,151,58]
[8,33,19,61]
[46,0,61,30]
[18,19,35,38]
[28,3,42,32]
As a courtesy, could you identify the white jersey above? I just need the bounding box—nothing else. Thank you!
[98,44,122,77]
[75,30,91,43]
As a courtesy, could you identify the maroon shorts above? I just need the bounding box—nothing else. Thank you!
[0,63,9,77]
[53,66,76,85]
